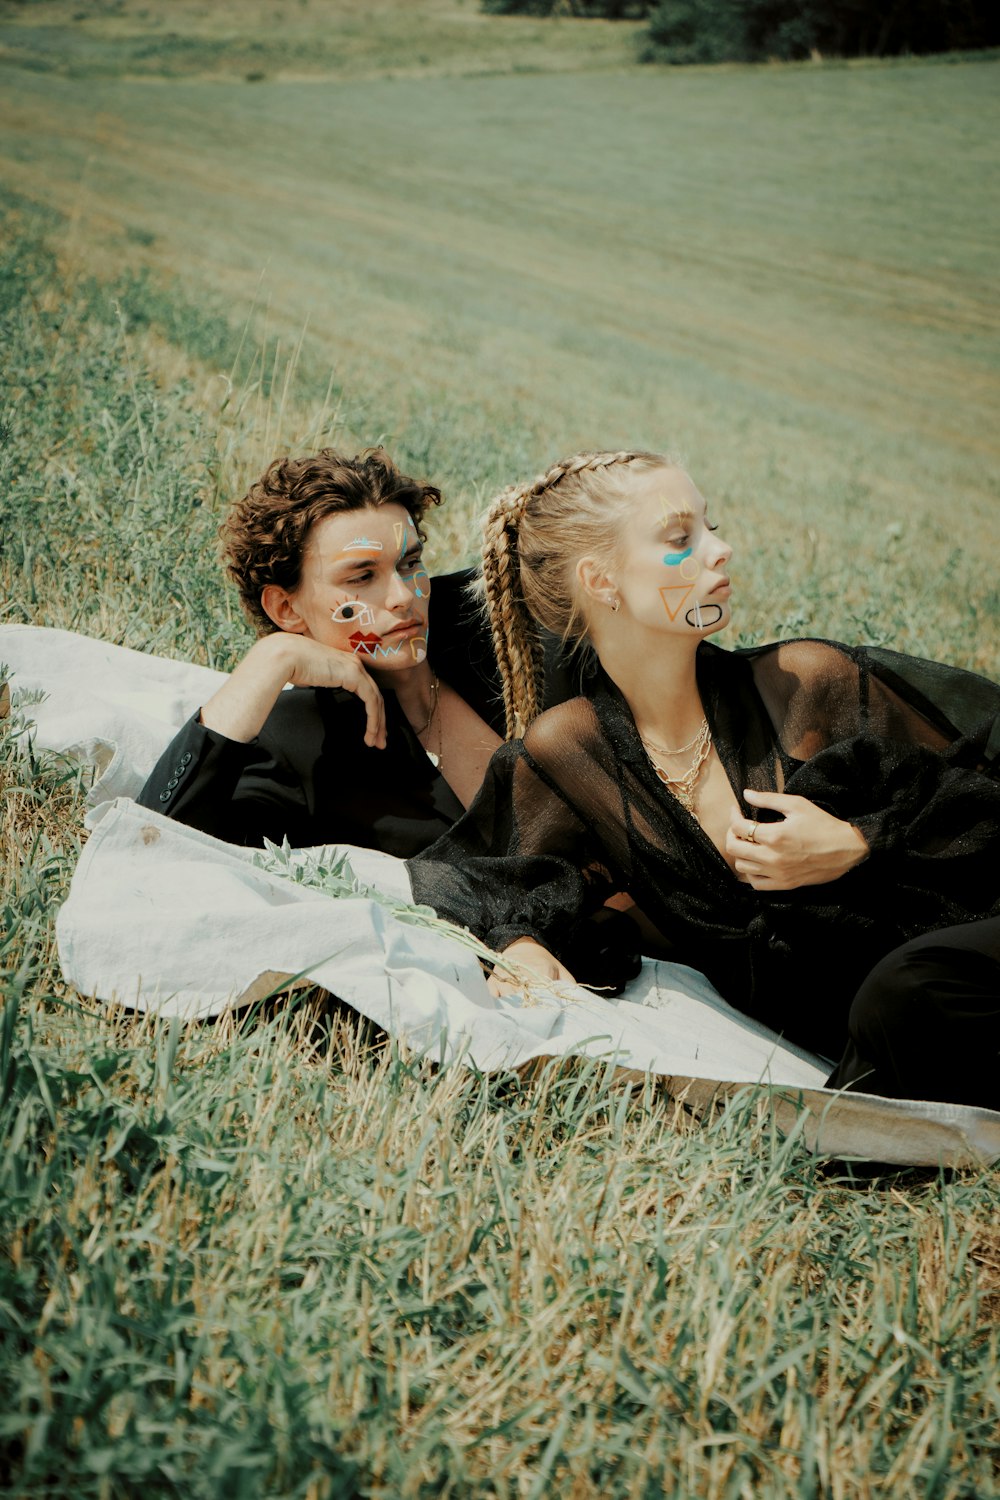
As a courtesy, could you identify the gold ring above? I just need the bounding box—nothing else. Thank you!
[744,823,758,844]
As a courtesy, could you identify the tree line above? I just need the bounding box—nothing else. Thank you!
[481,0,1000,63]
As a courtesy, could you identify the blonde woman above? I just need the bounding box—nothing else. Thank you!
[410,451,1000,1107]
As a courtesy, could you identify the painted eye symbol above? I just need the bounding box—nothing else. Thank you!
[331,600,373,625]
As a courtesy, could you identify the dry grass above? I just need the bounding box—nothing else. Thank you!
[2,29,1000,1489]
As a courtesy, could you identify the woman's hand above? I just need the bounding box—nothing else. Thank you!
[488,937,576,997]
[200,633,386,748]
[726,789,869,891]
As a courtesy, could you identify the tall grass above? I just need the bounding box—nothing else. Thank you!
[3,45,998,677]
[2,183,1000,1496]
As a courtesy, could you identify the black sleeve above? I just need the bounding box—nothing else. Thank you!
[784,730,1000,935]
[748,638,1000,763]
[864,644,1000,761]
[407,738,614,960]
[136,711,309,847]
[754,641,1000,923]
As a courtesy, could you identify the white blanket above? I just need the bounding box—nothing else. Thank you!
[6,622,1000,1168]
[0,623,226,802]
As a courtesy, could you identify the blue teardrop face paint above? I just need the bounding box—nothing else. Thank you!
[393,518,432,599]
[663,546,693,566]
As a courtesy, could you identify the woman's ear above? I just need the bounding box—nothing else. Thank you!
[261,584,308,635]
[576,556,616,607]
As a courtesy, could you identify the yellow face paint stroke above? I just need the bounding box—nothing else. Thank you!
[659,500,695,530]
[409,561,431,600]
[679,555,700,580]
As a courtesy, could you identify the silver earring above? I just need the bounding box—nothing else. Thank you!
[608,595,621,613]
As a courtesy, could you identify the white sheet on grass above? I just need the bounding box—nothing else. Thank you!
[6,623,1000,1168]
[0,622,225,803]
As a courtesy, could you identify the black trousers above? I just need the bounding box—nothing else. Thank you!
[826,916,1000,1110]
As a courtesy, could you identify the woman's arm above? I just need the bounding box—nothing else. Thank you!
[489,935,577,995]
[728,729,1000,923]
[734,640,1000,893]
[409,737,638,989]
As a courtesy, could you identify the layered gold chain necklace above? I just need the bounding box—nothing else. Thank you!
[639,716,712,811]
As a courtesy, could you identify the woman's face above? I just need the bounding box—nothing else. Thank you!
[614,466,732,638]
[274,503,431,671]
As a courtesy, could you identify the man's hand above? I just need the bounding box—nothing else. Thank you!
[200,633,386,747]
[488,937,576,997]
[279,636,386,746]
[726,788,869,891]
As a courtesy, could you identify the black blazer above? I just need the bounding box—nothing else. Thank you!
[137,570,579,858]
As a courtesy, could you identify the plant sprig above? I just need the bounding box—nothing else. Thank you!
[252,838,569,1004]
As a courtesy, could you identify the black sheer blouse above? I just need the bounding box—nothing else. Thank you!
[410,639,1000,1059]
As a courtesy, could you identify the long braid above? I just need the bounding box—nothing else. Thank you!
[482,450,651,739]
[482,483,539,739]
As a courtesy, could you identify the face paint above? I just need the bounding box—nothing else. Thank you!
[409,559,431,600]
[295,505,433,670]
[617,470,731,642]
[349,631,386,656]
[660,497,693,528]
[347,630,401,660]
[330,599,375,626]
[685,603,724,629]
[658,582,697,620]
[393,517,431,600]
[657,505,703,622]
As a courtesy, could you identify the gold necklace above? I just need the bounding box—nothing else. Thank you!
[414,674,439,735]
[416,675,443,770]
[640,719,712,811]
[639,715,709,759]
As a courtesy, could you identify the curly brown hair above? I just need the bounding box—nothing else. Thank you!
[221,448,442,634]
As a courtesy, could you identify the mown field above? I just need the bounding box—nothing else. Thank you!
[2,5,1000,1494]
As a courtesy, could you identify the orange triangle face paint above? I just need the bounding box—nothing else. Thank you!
[658,581,696,621]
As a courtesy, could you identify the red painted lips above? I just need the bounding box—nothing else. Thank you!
[349,632,382,655]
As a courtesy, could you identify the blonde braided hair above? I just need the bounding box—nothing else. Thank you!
[481,449,675,738]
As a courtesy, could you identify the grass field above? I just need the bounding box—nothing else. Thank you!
[2,5,1000,1494]
[2,15,999,665]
